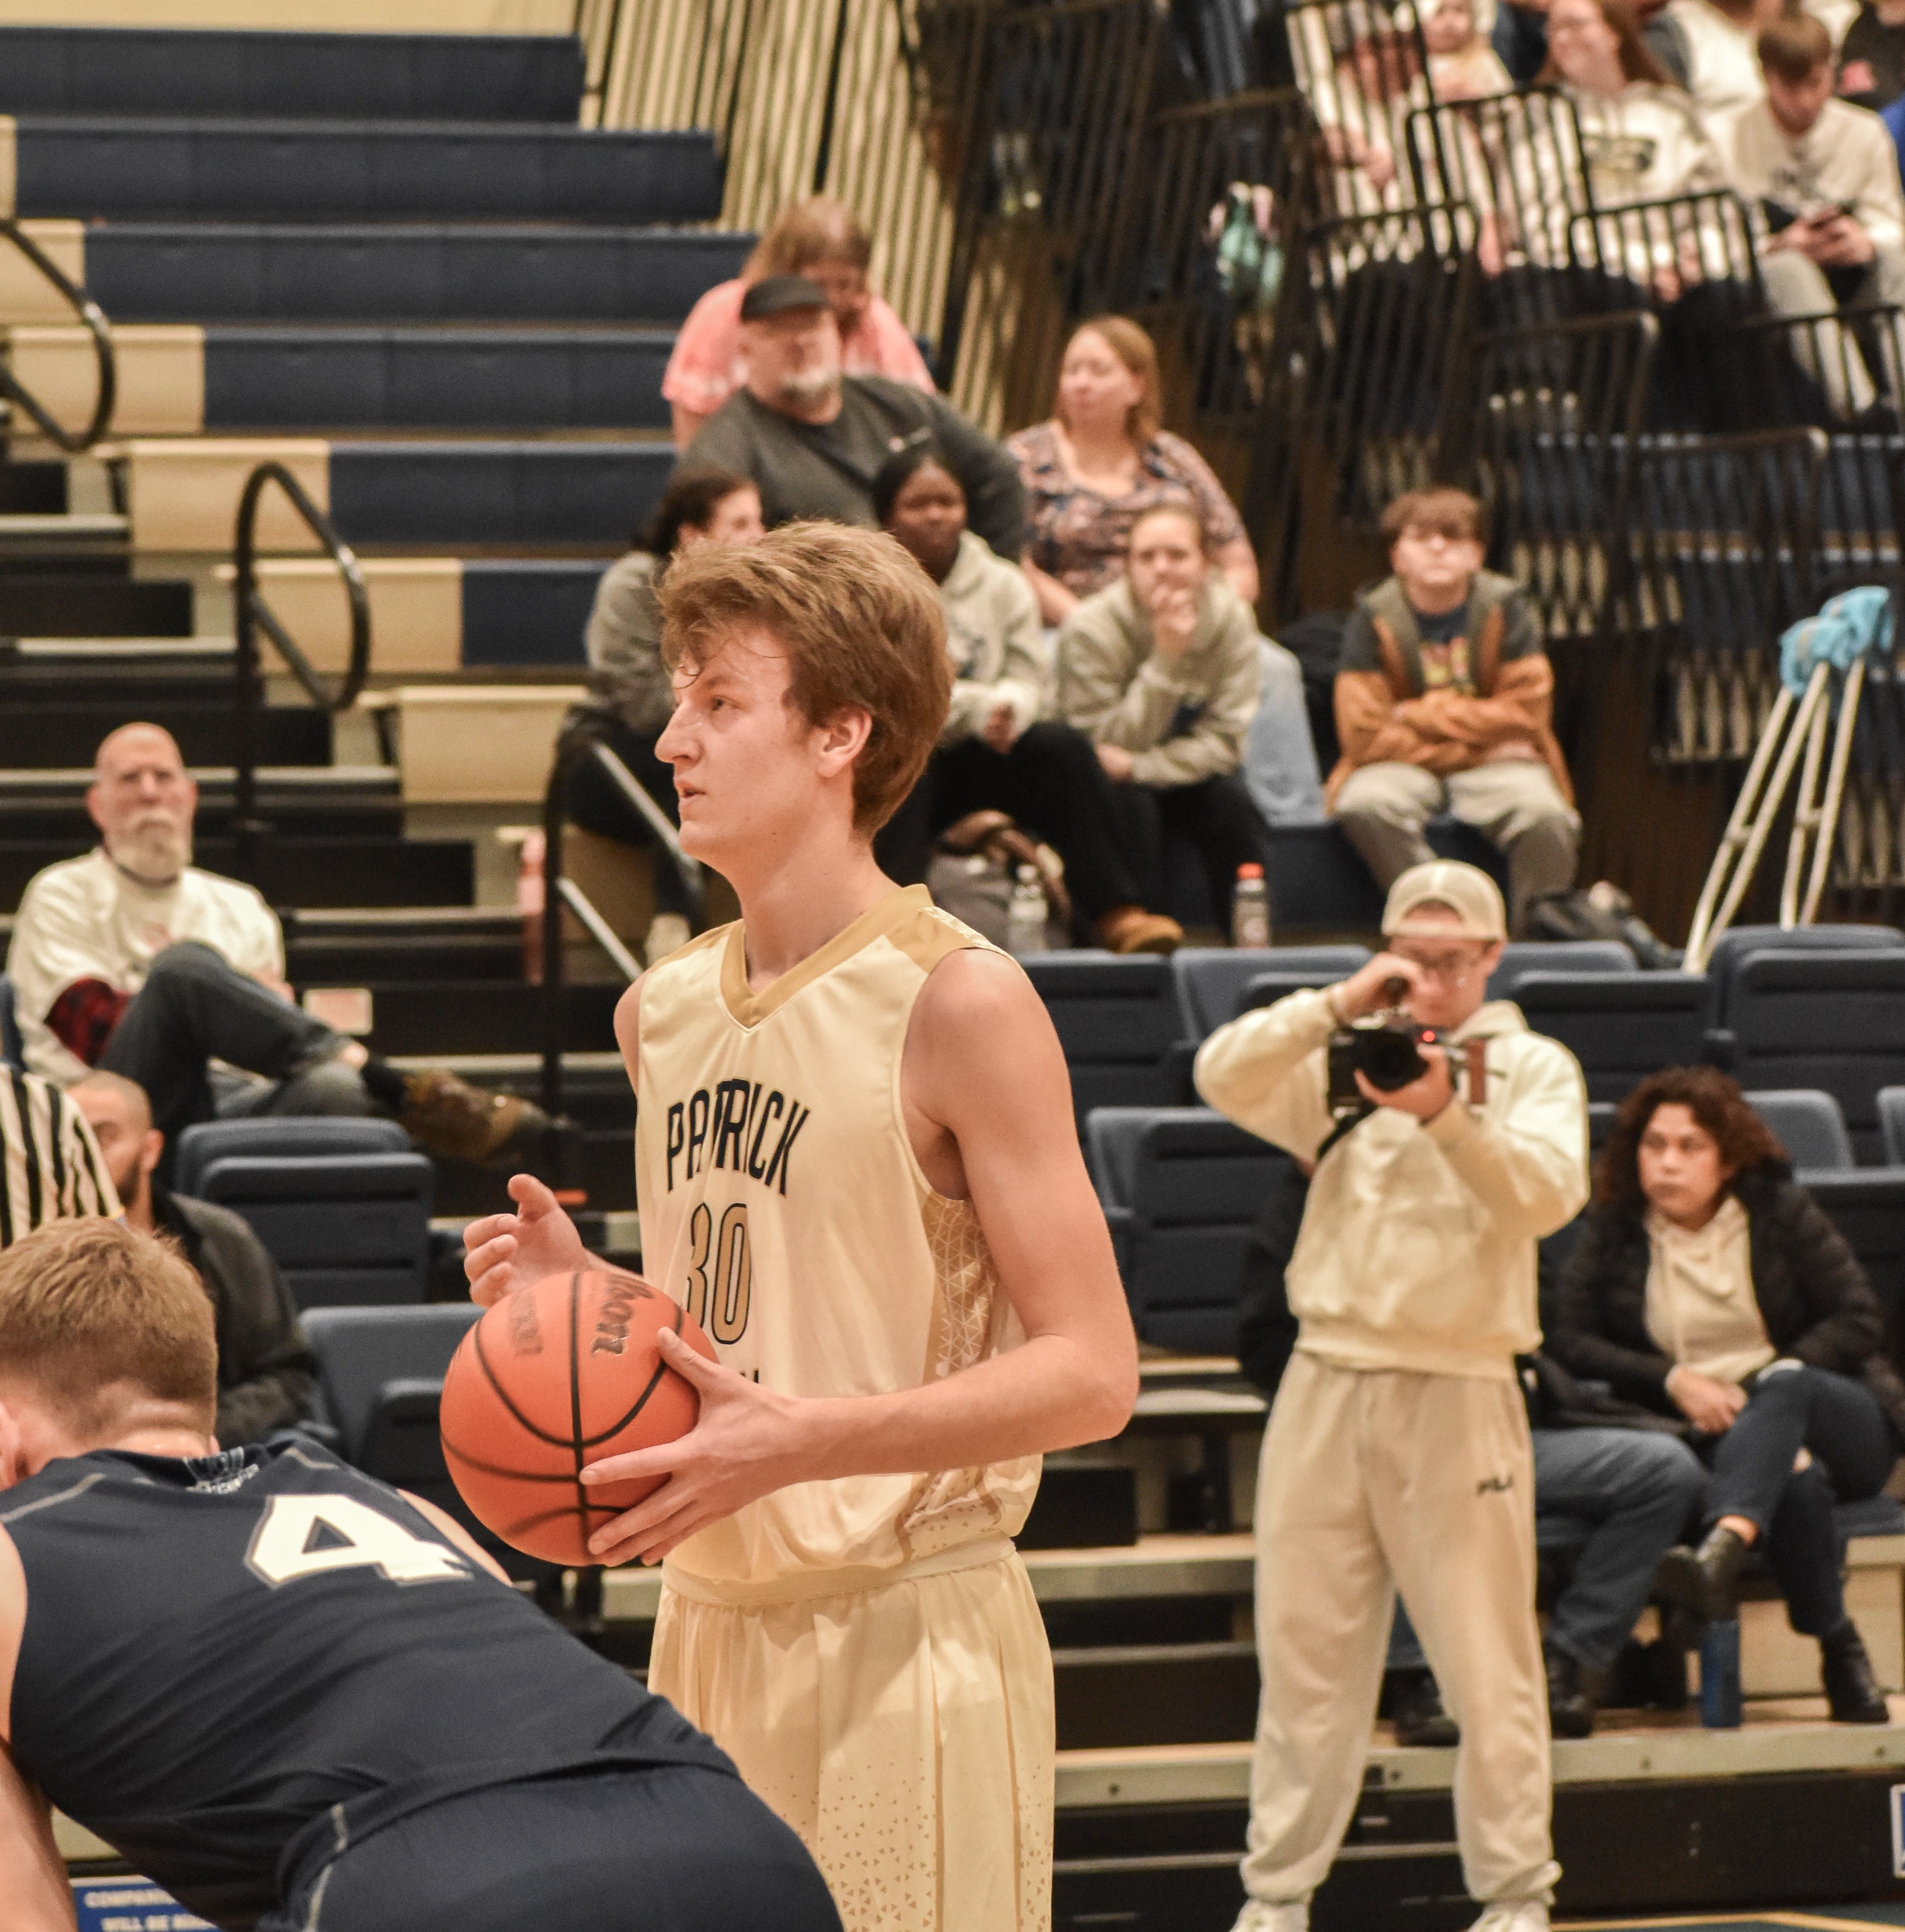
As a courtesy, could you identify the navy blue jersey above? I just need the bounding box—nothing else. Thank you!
[3,1440,728,1930]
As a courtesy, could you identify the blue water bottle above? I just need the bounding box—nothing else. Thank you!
[1700,1618,1743,1728]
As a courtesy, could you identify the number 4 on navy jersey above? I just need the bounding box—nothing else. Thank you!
[245,1494,471,1588]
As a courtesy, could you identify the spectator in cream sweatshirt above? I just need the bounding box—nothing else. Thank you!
[1725,10,1905,418]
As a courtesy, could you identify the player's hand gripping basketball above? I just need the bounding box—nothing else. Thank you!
[578,1328,805,1565]
[462,1173,592,1307]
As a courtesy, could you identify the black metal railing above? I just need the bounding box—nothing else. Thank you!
[0,218,116,453]
[539,738,705,1123]
[231,461,371,862]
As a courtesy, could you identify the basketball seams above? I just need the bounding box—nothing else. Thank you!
[470,1321,573,1448]
[568,1271,590,1560]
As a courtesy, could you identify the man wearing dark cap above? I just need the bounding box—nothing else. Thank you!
[684,274,1026,558]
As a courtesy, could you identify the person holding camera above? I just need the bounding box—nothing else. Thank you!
[1194,860,1589,1932]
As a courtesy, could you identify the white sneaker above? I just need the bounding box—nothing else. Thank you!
[1232,1902,1309,1932]
[1468,1902,1550,1932]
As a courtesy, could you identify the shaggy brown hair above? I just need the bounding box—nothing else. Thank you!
[1757,10,1831,82]
[0,1217,216,1435]
[1380,485,1487,549]
[1595,1065,1789,1211]
[744,197,875,279]
[658,520,952,836]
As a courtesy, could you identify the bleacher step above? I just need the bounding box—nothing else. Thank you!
[7,119,725,227]
[76,223,752,327]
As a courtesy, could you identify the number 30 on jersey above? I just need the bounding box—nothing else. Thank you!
[683,1201,752,1343]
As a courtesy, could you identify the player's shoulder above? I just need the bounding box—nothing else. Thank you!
[882,896,1009,977]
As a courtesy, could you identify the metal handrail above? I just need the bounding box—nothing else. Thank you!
[0,218,116,452]
[231,460,372,863]
[540,736,704,1123]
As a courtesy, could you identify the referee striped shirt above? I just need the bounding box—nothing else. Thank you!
[0,1068,119,1248]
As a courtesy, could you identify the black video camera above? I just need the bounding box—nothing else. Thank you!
[1326,977,1438,1120]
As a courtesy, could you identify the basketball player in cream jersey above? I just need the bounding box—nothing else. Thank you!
[464,521,1140,1932]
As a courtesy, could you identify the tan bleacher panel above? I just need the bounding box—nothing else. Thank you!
[125,437,328,553]
[216,556,462,675]
[11,325,203,437]
[396,683,584,804]
[0,220,83,323]
[0,2,571,28]
[0,116,16,221]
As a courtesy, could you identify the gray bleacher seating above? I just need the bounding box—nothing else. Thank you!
[1487,940,1635,999]
[1745,1088,1855,1171]
[1703,923,1905,1029]
[0,975,21,1071]
[1512,973,1709,1103]
[1170,945,1371,1042]
[1880,1086,1905,1166]
[1258,819,1508,933]
[176,1117,432,1308]
[1086,1106,1288,1353]
[1024,953,1180,1126]
[1720,951,1905,1162]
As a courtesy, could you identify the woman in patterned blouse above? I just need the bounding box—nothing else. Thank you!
[1005,316,1260,625]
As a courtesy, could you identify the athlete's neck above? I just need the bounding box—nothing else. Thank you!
[737,842,896,990]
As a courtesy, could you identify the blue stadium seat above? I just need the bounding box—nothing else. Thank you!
[1512,972,1709,1103]
[1703,924,1905,1030]
[1171,945,1370,1042]
[1257,820,1509,934]
[1024,954,1181,1127]
[180,1119,432,1308]
[1800,1170,1905,1341]
[175,1115,411,1196]
[1487,940,1635,999]
[1723,952,1905,1161]
[1744,1089,1855,1171]
[0,975,22,1071]
[1879,1087,1905,1166]
[1086,1106,1289,1354]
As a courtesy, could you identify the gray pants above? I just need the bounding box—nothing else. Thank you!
[1332,759,1579,933]
[1760,245,1905,419]
[1245,638,1327,827]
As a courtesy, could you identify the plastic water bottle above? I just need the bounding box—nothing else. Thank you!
[1232,862,1272,949]
[1699,1618,1743,1728]
[1006,864,1050,956]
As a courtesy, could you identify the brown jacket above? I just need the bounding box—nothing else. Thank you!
[1327,572,1575,808]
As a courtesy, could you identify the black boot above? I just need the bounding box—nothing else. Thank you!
[1655,1523,1751,1622]
[1392,1670,1459,1747]
[1821,1620,1890,1724]
[1545,1642,1599,1739]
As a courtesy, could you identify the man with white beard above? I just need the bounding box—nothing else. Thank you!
[5,723,545,1172]
[684,274,1026,558]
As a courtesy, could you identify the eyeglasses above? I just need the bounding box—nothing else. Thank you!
[1392,952,1483,984]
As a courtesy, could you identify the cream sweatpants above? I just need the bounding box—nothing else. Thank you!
[1241,1352,1559,1908]
[650,1541,1055,1932]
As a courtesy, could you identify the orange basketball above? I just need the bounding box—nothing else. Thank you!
[440,1268,715,1566]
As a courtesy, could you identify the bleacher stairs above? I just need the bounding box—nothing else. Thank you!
[0,21,748,1217]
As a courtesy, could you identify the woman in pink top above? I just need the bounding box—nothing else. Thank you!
[663,197,933,447]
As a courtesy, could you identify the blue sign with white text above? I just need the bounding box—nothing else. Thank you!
[70,1877,212,1932]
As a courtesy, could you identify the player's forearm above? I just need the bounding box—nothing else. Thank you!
[797,1330,1137,1479]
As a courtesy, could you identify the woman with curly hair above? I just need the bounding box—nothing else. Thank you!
[1553,1065,1904,1722]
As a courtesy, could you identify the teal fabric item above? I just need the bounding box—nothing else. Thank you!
[1779,586,1893,698]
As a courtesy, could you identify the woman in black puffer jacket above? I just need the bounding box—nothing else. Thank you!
[1553,1065,1905,1724]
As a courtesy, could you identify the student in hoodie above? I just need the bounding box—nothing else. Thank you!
[1196,858,1589,1932]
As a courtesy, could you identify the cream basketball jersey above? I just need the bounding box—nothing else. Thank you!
[634,884,1041,1589]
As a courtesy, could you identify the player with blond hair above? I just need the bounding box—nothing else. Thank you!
[463,520,1140,1931]
[0,1217,838,1932]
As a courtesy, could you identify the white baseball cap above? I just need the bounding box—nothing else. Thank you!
[1381,859,1507,943]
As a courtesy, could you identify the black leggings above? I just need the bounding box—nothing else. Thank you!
[874,722,1151,925]
[262,1766,841,1932]
[1697,1363,1896,1637]
[1109,770,1271,929]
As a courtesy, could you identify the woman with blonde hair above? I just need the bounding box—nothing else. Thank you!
[1006,316,1260,625]
[662,196,932,446]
